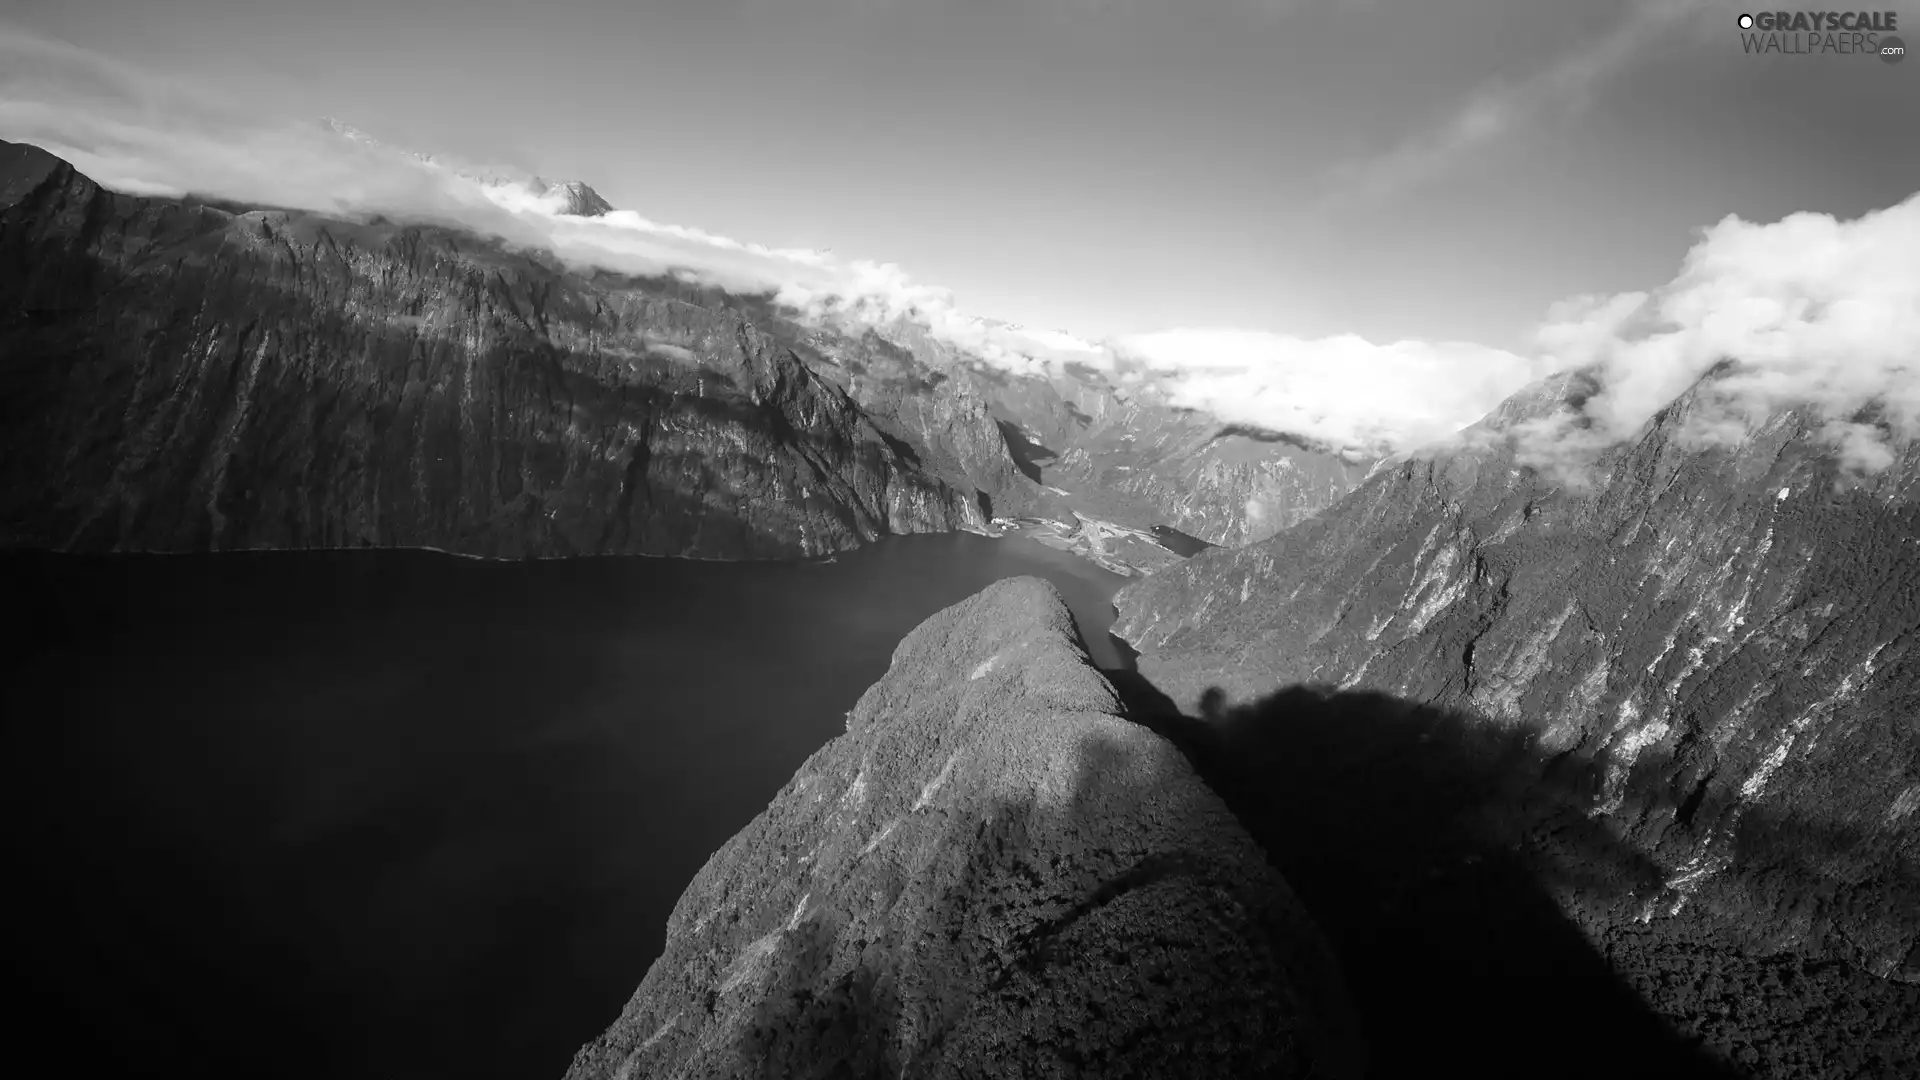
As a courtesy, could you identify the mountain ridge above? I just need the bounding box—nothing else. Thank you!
[0,139,994,559]
[1111,365,1920,1069]
[0,137,1344,571]
[565,577,1366,1080]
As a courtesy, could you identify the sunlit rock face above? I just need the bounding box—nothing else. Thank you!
[1114,369,1920,986]
[967,361,1372,547]
[1049,422,1372,548]
[841,314,1371,548]
[0,141,990,558]
[567,578,1364,1080]
[799,327,1059,523]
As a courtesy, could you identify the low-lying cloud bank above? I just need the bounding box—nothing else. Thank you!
[1105,330,1553,455]
[3,24,1915,471]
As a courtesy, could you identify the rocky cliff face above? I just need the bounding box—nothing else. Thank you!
[0,140,988,559]
[857,314,1369,548]
[567,577,1363,1080]
[970,362,1370,547]
[799,327,1060,523]
[1050,421,1372,548]
[1113,370,1920,1069]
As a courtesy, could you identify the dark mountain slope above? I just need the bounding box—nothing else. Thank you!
[567,578,1363,1079]
[0,140,989,559]
[1114,369,1920,1073]
[1107,679,1761,1080]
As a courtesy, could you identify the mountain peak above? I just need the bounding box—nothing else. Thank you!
[0,139,70,210]
[315,118,614,218]
[522,176,614,217]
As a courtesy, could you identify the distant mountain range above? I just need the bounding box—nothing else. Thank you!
[0,137,1363,570]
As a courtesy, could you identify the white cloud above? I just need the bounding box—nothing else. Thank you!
[1324,0,1706,205]
[0,27,969,316]
[1512,191,1920,475]
[1109,329,1553,454]
[5,20,1914,478]
[0,25,1160,379]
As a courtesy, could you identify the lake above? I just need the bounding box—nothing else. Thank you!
[3,533,1129,1080]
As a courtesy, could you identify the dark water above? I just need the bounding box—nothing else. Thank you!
[2,534,1126,1080]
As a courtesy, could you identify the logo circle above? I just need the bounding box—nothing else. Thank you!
[1882,35,1906,63]
[1738,13,1754,29]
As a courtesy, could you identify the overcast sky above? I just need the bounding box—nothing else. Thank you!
[9,0,1914,351]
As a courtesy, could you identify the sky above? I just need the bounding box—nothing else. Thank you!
[2,0,1916,460]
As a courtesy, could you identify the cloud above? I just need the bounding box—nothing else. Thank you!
[1324,0,1705,205]
[5,20,1912,478]
[1508,191,1920,477]
[2,27,971,311]
[0,25,1165,378]
[1108,329,1554,454]
[1,33,489,216]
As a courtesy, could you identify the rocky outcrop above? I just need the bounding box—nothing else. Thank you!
[1115,369,1920,983]
[0,140,988,559]
[566,577,1362,1080]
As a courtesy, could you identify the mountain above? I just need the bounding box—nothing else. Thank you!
[0,139,1009,559]
[796,325,1067,525]
[322,118,615,218]
[1112,366,1920,1073]
[0,138,1249,572]
[565,577,1364,1080]
[1045,408,1373,548]
[867,315,1374,547]
[494,175,616,218]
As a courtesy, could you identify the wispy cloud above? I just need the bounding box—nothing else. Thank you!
[0,26,969,319]
[1322,0,1704,206]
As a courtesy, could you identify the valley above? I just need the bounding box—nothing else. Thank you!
[4,50,1917,1078]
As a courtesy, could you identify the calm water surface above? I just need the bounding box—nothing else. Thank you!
[3,533,1128,1080]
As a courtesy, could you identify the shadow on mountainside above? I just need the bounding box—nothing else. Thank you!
[995,419,1054,484]
[1102,666,1749,1080]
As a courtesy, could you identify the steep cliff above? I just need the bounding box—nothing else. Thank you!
[0,140,988,559]
[567,577,1363,1080]
[800,327,1059,522]
[863,315,1369,548]
[972,362,1370,547]
[1114,370,1920,1072]
[1050,420,1372,548]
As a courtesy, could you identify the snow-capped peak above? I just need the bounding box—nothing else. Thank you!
[317,118,614,218]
